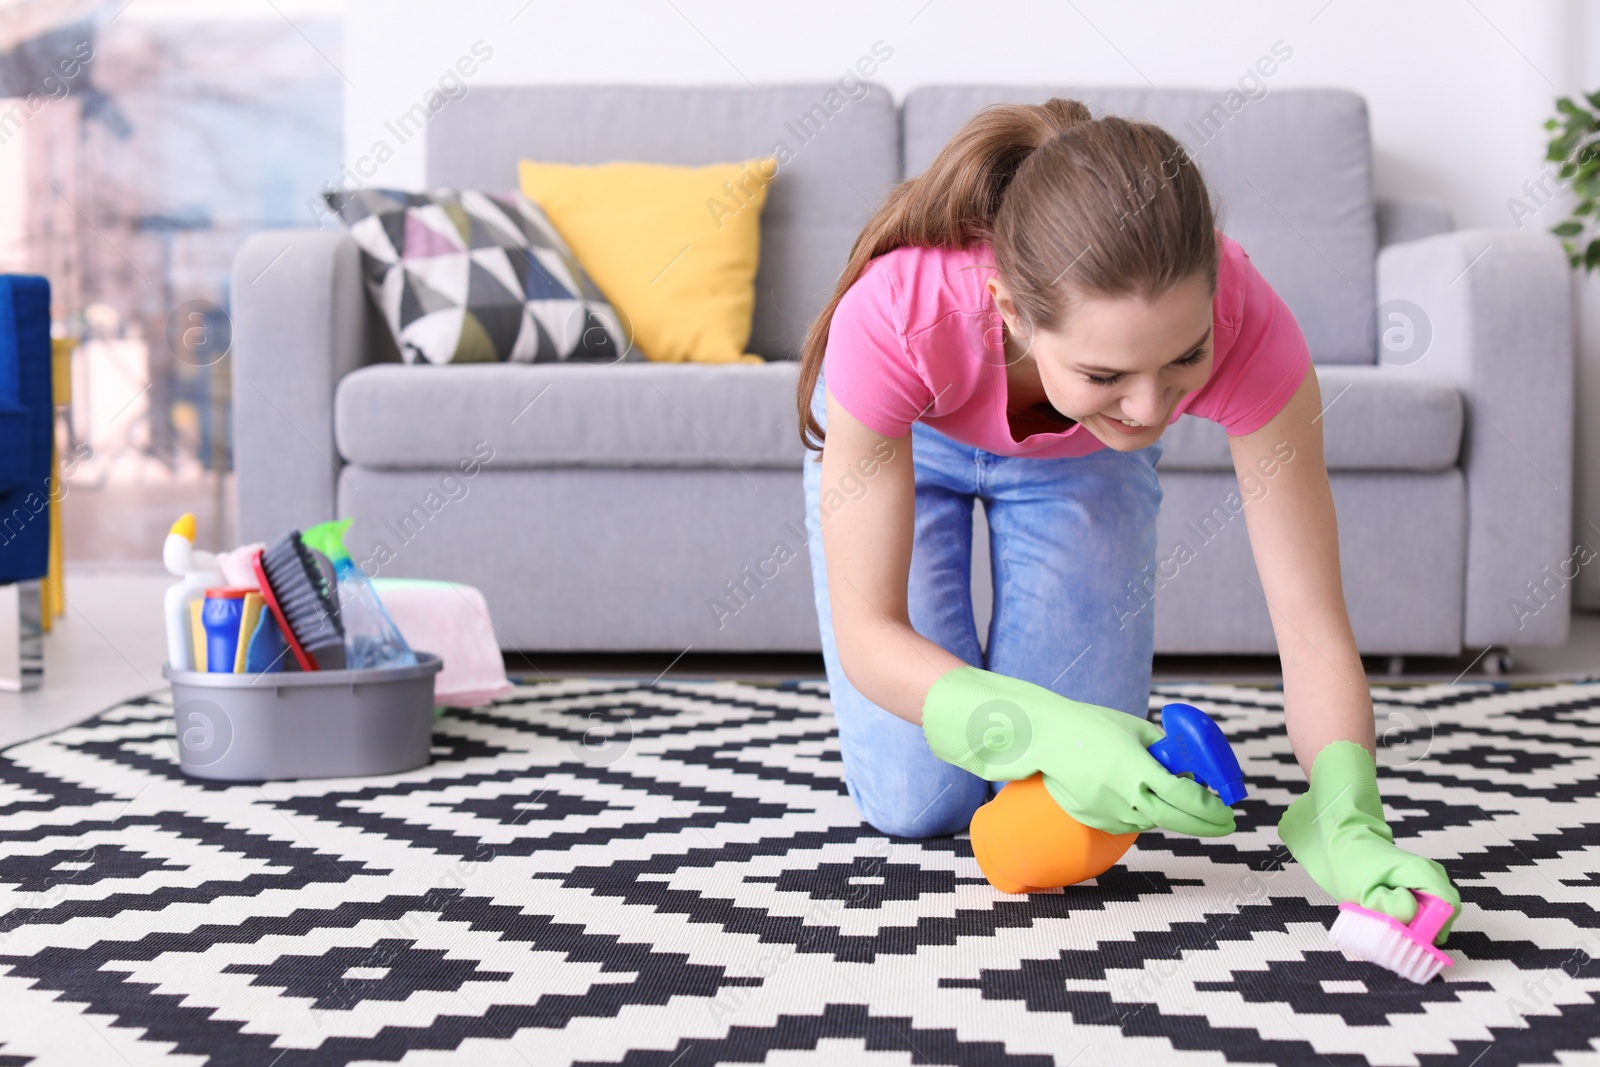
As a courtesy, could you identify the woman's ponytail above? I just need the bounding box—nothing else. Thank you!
[796,99,1093,452]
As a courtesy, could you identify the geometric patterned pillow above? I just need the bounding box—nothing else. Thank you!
[321,188,635,365]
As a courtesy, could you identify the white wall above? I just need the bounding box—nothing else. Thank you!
[346,0,1600,609]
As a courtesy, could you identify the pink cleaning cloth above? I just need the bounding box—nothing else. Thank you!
[370,578,513,708]
[215,543,266,590]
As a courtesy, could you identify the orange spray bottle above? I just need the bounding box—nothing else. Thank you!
[968,702,1247,893]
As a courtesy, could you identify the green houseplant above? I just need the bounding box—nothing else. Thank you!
[1545,90,1600,271]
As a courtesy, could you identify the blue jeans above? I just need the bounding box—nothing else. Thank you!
[803,375,1165,838]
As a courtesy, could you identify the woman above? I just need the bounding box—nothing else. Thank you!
[796,98,1460,944]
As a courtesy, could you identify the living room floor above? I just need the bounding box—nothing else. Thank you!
[4,563,1597,750]
[3,566,1596,1066]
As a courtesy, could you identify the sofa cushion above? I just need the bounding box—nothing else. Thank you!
[903,87,1379,366]
[336,363,806,470]
[1156,365,1462,472]
[517,157,774,364]
[426,85,900,362]
[336,362,1459,474]
[322,188,630,365]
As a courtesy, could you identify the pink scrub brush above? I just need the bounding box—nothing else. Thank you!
[1327,890,1455,984]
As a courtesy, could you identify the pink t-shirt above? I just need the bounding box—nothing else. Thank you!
[821,231,1311,456]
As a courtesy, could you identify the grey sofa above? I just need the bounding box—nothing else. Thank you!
[233,84,1575,661]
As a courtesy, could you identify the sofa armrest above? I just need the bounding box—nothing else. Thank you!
[1376,228,1576,648]
[231,229,379,543]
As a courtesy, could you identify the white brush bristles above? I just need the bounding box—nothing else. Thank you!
[1328,908,1450,984]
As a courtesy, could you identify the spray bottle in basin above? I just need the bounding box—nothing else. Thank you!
[300,519,418,670]
[969,702,1246,893]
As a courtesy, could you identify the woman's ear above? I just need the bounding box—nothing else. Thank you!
[986,279,1021,334]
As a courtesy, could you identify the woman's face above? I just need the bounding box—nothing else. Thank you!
[990,272,1215,451]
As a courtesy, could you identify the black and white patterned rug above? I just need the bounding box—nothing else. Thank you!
[0,677,1596,1066]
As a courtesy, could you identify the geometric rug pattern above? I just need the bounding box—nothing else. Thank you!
[0,678,1595,1066]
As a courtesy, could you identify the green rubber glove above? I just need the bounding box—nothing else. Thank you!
[1277,740,1462,946]
[921,666,1236,837]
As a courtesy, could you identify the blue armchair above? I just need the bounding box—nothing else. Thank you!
[0,275,53,689]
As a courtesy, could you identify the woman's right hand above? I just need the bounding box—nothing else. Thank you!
[921,666,1237,837]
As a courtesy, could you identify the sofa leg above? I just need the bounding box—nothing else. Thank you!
[1482,648,1514,676]
[1385,655,1405,677]
[0,580,43,692]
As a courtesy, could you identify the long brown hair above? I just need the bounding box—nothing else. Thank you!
[797,97,1218,452]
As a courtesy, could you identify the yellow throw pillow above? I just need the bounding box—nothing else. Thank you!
[518,158,776,364]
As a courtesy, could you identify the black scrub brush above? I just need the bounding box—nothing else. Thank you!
[250,530,345,670]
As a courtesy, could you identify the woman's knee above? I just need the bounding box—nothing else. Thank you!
[846,769,989,839]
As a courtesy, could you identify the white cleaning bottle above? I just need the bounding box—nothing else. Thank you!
[163,513,223,671]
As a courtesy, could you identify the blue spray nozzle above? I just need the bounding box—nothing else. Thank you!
[1147,702,1248,806]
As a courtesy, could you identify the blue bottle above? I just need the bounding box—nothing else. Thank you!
[201,588,249,673]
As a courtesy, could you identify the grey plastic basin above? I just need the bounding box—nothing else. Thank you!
[162,652,443,781]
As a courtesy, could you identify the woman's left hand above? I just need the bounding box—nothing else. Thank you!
[1277,740,1462,946]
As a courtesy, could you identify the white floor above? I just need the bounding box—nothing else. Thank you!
[3,563,1599,750]
[1,565,175,750]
